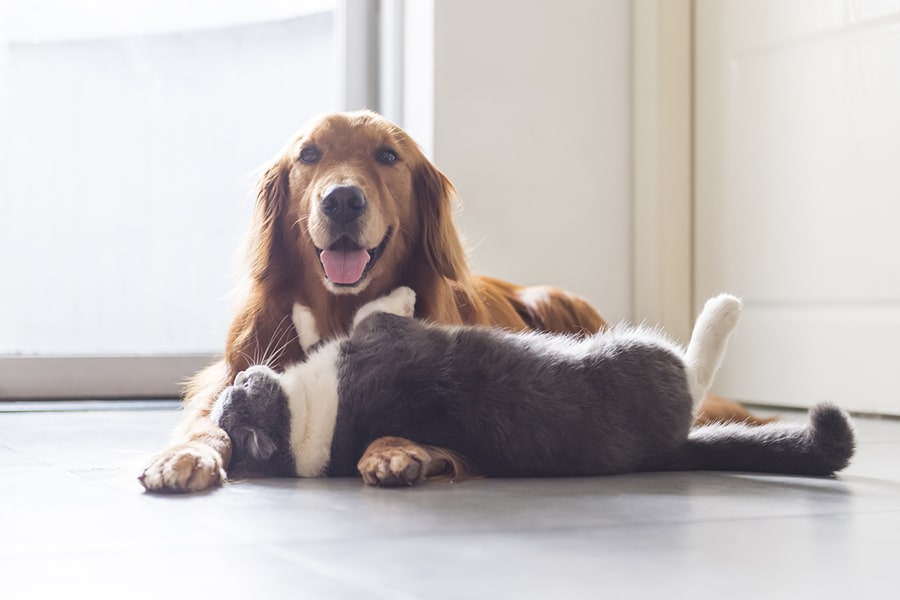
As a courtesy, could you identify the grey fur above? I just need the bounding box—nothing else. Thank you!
[215,366,295,477]
[214,294,855,480]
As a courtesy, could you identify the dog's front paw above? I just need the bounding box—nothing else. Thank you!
[357,437,432,487]
[352,287,417,328]
[139,442,225,493]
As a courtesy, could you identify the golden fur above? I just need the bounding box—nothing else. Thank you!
[140,110,758,493]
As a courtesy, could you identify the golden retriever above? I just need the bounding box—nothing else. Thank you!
[140,110,761,492]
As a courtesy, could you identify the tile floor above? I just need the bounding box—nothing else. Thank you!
[1,400,898,599]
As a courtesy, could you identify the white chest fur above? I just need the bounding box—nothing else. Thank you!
[280,341,342,477]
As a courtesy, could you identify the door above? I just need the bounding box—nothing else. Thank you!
[695,0,900,415]
[0,1,349,399]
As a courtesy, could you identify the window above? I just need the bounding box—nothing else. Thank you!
[0,0,378,398]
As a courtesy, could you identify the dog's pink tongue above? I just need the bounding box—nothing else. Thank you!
[319,248,370,285]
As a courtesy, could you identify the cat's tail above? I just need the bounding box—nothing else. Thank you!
[657,403,855,476]
[683,294,743,411]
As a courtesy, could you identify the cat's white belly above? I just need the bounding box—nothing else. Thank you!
[281,342,341,477]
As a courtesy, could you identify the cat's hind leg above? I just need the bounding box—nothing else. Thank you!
[684,294,743,410]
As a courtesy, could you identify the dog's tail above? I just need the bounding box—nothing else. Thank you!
[657,403,855,476]
[683,294,743,412]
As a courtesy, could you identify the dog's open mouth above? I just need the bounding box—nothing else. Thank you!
[315,228,392,287]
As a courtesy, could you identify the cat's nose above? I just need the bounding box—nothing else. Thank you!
[234,371,247,386]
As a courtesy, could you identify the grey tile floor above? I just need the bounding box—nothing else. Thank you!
[1,401,899,600]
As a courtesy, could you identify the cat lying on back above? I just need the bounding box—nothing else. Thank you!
[211,287,855,485]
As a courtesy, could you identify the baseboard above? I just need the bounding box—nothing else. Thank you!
[0,355,216,400]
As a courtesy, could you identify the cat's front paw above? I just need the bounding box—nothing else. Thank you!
[139,442,225,493]
[382,286,416,317]
[357,436,431,487]
[352,287,417,328]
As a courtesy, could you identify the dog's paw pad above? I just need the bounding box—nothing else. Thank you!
[139,442,225,493]
[357,444,430,487]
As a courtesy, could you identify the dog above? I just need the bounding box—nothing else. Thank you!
[140,110,761,493]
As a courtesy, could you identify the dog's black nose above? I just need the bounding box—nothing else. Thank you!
[321,185,367,224]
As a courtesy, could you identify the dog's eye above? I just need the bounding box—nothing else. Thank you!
[375,148,398,165]
[299,146,321,164]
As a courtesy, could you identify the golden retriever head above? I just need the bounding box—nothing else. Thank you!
[249,111,469,300]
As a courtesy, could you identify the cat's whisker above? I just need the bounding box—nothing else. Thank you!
[259,321,280,368]
[267,329,299,369]
[238,350,255,370]
[261,313,294,368]
[261,320,286,367]
[274,324,300,366]
[252,331,263,366]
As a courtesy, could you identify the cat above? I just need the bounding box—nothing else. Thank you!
[211,287,855,483]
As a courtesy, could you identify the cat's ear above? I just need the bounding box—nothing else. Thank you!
[235,426,277,461]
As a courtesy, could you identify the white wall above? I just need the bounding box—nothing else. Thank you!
[404,0,633,323]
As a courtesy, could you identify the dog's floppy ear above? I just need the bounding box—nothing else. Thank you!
[247,157,291,282]
[414,160,471,285]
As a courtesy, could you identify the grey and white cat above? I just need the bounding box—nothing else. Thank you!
[211,287,855,481]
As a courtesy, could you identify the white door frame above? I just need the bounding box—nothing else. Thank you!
[631,0,694,343]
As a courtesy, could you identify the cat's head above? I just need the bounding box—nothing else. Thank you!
[211,365,295,476]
